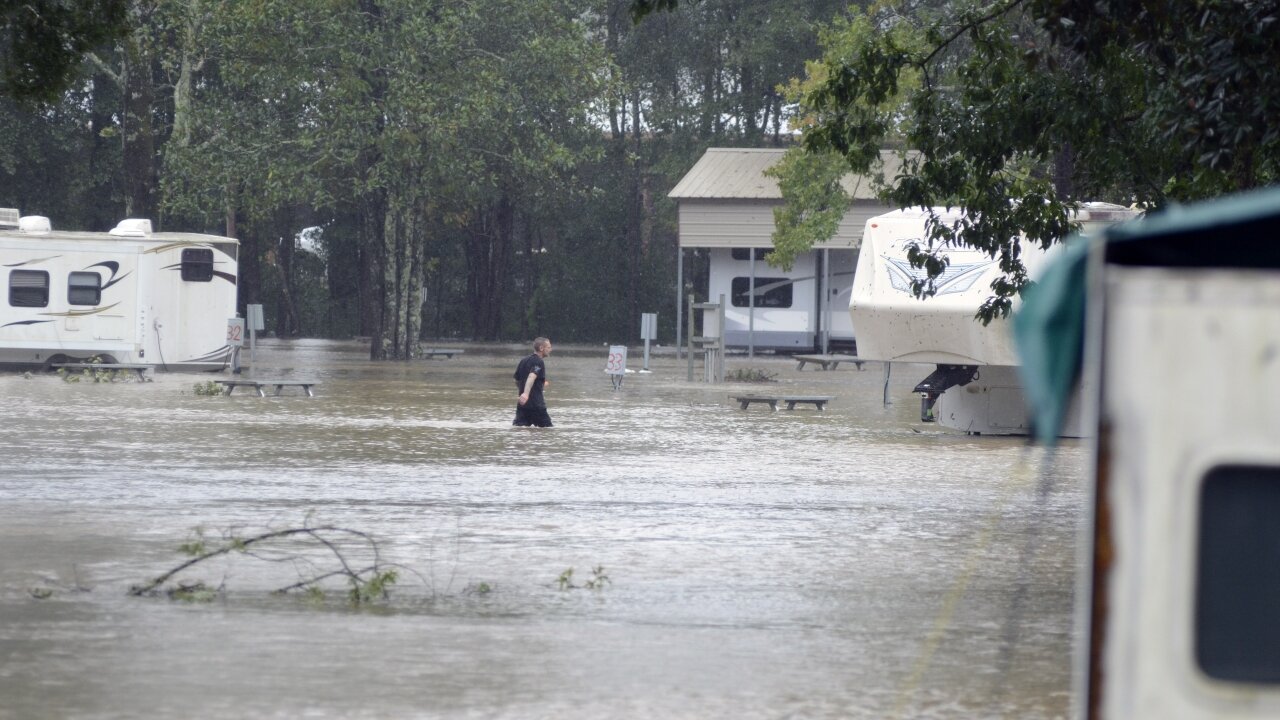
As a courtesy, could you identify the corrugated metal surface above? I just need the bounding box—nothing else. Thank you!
[678,199,886,249]
[668,147,905,201]
[669,149,784,199]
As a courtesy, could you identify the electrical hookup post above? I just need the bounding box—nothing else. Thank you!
[639,312,657,374]
[605,345,627,390]
[246,304,264,376]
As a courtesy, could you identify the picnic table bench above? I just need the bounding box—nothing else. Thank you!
[793,354,865,371]
[423,348,464,359]
[215,379,319,397]
[53,362,153,381]
[730,394,835,411]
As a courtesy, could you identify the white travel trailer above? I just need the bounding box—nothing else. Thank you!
[1016,187,1280,719]
[703,245,857,349]
[849,204,1137,435]
[0,210,239,371]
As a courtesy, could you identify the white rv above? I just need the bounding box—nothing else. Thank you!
[849,204,1137,435]
[0,210,238,371]
[705,246,857,349]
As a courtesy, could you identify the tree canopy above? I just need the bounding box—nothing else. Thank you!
[3,0,837,355]
[776,0,1280,320]
[0,0,130,104]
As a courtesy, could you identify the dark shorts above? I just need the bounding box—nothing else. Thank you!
[513,404,553,427]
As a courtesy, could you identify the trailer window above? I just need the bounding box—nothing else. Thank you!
[181,248,213,282]
[731,248,771,261]
[67,271,101,305]
[1195,464,1280,683]
[731,277,792,308]
[9,270,49,307]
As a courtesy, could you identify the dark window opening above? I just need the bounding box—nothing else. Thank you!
[731,248,771,261]
[181,248,214,282]
[1196,464,1280,683]
[731,277,792,308]
[68,271,101,306]
[9,269,49,307]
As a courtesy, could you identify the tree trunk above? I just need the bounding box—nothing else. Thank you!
[465,197,513,340]
[122,38,156,221]
[274,214,300,337]
[88,71,119,230]
[362,191,387,358]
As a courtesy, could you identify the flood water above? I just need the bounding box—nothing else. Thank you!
[0,339,1086,719]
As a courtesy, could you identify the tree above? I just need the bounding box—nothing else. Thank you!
[779,0,1280,321]
[0,0,130,104]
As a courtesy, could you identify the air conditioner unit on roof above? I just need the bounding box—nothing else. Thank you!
[110,218,152,237]
[18,216,51,234]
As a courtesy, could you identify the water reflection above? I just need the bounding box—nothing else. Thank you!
[0,339,1082,719]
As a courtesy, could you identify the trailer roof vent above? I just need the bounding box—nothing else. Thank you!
[0,208,18,228]
[110,218,153,237]
[18,216,51,234]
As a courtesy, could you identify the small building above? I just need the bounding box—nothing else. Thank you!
[668,147,899,353]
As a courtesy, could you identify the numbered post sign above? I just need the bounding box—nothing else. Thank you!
[227,318,245,347]
[605,345,627,375]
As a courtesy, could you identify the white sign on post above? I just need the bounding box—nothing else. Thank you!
[226,318,245,347]
[605,344,627,389]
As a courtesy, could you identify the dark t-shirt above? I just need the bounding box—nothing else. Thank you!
[514,353,547,408]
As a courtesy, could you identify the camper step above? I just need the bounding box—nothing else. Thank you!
[423,348,463,359]
[215,379,319,397]
[53,363,153,381]
[731,394,834,411]
[793,354,865,371]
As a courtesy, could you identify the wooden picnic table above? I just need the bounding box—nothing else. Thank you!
[730,394,834,411]
[423,348,464,359]
[53,362,153,381]
[793,354,865,371]
[215,379,319,397]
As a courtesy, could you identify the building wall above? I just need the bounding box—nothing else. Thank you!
[677,199,886,249]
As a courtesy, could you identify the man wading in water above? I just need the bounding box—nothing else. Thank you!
[513,337,553,427]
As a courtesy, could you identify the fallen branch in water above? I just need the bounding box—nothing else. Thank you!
[129,523,411,605]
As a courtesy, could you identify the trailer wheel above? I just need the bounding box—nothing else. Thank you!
[42,354,71,372]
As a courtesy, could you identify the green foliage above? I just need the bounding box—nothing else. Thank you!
[192,380,221,396]
[348,569,398,606]
[4,0,857,347]
[556,567,575,590]
[791,0,1280,322]
[178,528,207,557]
[725,367,777,383]
[0,0,131,105]
[765,149,851,272]
[556,565,611,590]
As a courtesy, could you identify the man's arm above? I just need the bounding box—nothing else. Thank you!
[518,371,538,405]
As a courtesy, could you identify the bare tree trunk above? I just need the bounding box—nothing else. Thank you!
[465,198,513,340]
[274,210,300,336]
[88,71,118,230]
[360,191,386,355]
[122,39,157,220]
[1053,142,1075,199]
